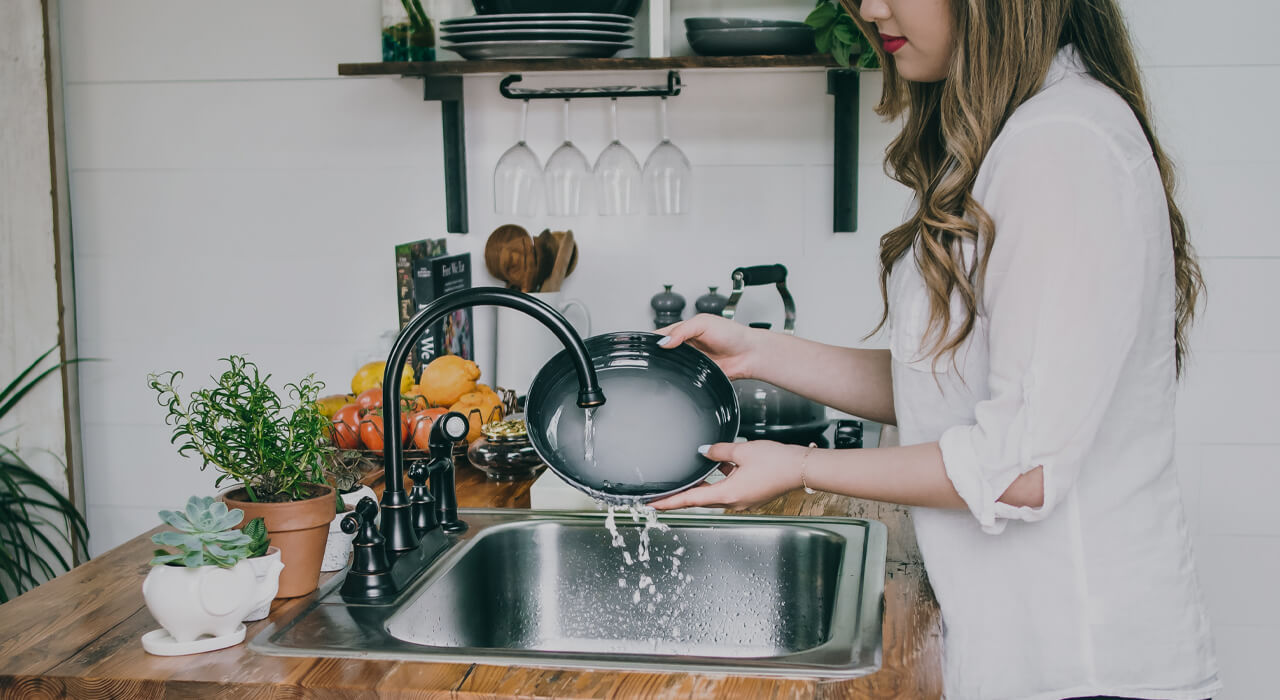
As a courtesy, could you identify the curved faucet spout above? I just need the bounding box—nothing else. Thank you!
[377,287,605,554]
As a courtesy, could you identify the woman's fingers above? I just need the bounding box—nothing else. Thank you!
[656,320,695,349]
[650,481,731,510]
[698,442,737,462]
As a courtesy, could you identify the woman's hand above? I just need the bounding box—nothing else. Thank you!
[656,314,763,380]
[649,441,805,511]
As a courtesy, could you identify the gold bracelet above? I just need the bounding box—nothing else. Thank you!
[800,442,818,495]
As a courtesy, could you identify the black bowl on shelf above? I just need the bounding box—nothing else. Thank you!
[472,0,643,18]
[686,25,817,57]
[684,17,811,32]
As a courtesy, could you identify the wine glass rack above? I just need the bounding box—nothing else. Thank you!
[338,56,865,234]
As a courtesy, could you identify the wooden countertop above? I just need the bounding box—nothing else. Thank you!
[0,462,941,699]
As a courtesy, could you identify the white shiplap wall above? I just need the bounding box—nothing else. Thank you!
[59,0,1277,694]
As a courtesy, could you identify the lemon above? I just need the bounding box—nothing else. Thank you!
[315,393,355,419]
[351,361,415,395]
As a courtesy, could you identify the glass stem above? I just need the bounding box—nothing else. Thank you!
[659,96,669,143]
[519,99,529,143]
[609,98,619,143]
[562,99,571,144]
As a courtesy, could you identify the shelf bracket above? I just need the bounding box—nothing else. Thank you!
[423,75,468,234]
[498,71,682,100]
[827,69,859,233]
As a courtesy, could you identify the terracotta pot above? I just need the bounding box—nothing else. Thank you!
[222,484,336,598]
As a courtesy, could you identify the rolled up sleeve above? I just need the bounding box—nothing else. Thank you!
[939,119,1148,534]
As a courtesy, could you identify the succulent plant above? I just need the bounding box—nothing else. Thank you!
[150,496,253,568]
[242,516,270,559]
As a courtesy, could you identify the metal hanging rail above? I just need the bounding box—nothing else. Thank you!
[498,70,683,100]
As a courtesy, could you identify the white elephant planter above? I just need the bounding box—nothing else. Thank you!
[141,558,276,655]
[242,547,285,622]
[321,508,356,572]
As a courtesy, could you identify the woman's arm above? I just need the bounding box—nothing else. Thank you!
[650,440,1045,512]
[658,316,897,426]
[752,334,897,426]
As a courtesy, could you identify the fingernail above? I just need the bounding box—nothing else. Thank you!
[657,335,674,347]
[697,444,710,455]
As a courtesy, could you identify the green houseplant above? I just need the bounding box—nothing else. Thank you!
[806,0,881,69]
[0,347,90,603]
[148,356,336,598]
[382,0,435,62]
[238,516,283,622]
[142,496,282,649]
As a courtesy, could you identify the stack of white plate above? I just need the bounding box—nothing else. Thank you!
[441,13,635,60]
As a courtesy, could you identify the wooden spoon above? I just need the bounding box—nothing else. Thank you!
[533,229,557,292]
[484,225,532,288]
[542,230,576,293]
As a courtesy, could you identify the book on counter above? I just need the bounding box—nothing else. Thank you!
[395,238,474,376]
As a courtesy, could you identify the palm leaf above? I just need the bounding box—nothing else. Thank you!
[0,347,91,601]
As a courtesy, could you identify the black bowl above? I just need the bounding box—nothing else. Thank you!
[525,332,739,503]
[472,0,643,17]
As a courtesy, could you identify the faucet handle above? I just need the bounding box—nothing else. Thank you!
[342,496,379,535]
[408,461,431,486]
[340,496,396,601]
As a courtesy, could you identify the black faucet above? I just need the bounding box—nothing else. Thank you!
[374,287,605,556]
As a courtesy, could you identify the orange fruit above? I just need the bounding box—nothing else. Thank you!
[449,389,504,442]
[422,355,481,407]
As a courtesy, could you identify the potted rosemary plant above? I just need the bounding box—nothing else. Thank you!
[143,496,282,653]
[148,356,335,598]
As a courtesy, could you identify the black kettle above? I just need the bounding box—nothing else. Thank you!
[721,265,829,445]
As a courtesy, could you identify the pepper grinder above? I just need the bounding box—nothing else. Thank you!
[694,286,729,317]
[650,285,686,328]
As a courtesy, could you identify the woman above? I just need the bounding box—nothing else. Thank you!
[651,1,1220,698]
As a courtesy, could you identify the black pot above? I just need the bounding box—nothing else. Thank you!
[733,378,829,444]
[525,332,739,502]
[721,264,830,445]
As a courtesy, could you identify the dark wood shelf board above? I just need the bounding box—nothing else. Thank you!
[339,54,843,77]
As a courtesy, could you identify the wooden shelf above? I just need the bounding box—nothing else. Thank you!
[339,54,841,77]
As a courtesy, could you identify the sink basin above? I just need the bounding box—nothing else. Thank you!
[251,509,886,678]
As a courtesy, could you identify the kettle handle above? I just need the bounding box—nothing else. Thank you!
[721,265,796,335]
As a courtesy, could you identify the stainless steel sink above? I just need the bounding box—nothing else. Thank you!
[251,509,886,678]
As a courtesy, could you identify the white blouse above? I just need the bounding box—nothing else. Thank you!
[889,47,1222,700]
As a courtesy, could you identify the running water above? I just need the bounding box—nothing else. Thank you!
[583,405,597,465]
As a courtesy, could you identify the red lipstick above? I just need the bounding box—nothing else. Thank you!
[880,34,906,53]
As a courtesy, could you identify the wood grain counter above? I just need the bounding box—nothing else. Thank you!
[0,464,941,699]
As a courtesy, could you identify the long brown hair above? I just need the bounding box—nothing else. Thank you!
[845,0,1203,375]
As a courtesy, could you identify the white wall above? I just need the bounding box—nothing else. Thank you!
[59,0,1277,695]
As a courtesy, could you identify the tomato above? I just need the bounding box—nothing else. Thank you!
[401,391,429,413]
[355,387,383,414]
[360,410,411,454]
[332,404,363,449]
[359,415,385,454]
[409,407,449,451]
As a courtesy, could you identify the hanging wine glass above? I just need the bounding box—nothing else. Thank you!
[493,100,542,217]
[544,99,591,217]
[593,98,644,216]
[643,97,692,215]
